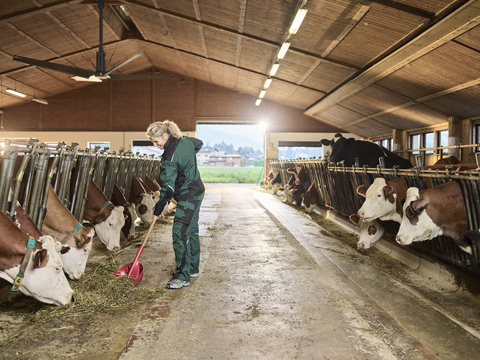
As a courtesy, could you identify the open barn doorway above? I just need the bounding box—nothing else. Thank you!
[196,123,266,184]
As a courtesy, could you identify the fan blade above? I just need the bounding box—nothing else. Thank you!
[70,75,103,82]
[105,52,144,75]
[13,55,95,79]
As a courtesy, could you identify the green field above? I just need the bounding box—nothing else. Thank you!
[198,165,264,183]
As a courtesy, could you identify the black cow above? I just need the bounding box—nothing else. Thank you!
[321,133,412,169]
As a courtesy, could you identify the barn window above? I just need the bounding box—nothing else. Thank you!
[410,134,421,154]
[88,142,110,151]
[437,130,448,153]
[380,138,392,150]
[423,132,434,154]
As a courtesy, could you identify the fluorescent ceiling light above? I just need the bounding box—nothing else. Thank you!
[6,88,26,98]
[255,99,262,106]
[269,63,280,76]
[32,97,48,105]
[259,90,266,99]
[264,78,272,89]
[277,42,291,59]
[289,8,308,34]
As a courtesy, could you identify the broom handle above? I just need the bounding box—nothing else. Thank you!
[141,217,157,247]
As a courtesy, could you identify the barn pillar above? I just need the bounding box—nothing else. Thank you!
[448,116,461,159]
[264,132,278,179]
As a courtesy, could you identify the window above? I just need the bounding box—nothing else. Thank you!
[88,142,110,151]
[410,134,421,155]
[381,138,392,150]
[437,130,448,153]
[424,132,434,154]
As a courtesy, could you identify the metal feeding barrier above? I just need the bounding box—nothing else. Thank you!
[0,139,162,231]
[269,156,480,276]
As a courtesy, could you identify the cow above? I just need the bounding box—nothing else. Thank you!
[111,183,137,241]
[264,169,276,190]
[349,214,386,250]
[129,175,155,227]
[303,182,319,213]
[271,171,282,195]
[0,210,73,306]
[353,177,409,250]
[283,167,298,205]
[321,133,413,168]
[42,184,95,279]
[395,181,475,253]
[84,179,125,252]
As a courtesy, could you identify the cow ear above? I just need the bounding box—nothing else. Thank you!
[334,133,343,138]
[383,185,394,197]
[349,214,360,225]
[321,139,333,146]
[33,249,48,269]
[410,198,429,214]
[357,185,369,197]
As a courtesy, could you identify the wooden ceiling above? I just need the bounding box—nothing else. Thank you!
[1,0,480,137]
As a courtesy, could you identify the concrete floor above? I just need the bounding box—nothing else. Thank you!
[116,184,480,360]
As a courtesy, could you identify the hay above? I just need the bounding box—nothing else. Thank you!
[32,257,165,321]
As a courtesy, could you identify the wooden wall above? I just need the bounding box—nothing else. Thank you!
[1,72,341,134]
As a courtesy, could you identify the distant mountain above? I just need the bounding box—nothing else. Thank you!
[197,124,263,151]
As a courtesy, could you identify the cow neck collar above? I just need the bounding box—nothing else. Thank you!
[60,223,83,245]
[10,238,36,293]
[98,201,112,214]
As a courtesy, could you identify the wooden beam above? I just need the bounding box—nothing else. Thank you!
[44,11,91,49]
[305,0,480,117]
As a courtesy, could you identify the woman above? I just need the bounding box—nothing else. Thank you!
[146,120,205,289]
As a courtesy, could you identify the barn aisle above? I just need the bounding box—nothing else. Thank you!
[118,184,480,360]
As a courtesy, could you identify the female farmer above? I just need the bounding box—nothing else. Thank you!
[146,120,205,289]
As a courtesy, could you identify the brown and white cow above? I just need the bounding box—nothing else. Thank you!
[129,175,155,227]
[302,181,319,213]
[42,184,95,279]
[352,177,409,250]
[111,183,137,241]
[395,181,474,253]
[84,179,125,252]
[0,211,73,305]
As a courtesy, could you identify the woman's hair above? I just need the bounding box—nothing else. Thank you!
[146,120,183,140]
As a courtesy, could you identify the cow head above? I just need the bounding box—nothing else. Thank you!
[61,227,95,280]
[0,236,74,306]
[303,182,319,213]
[350,214,386,250]
[94,206,125,252]
[357,178,402,223]
[320,134,354,164]
[395,187,441,246]
[135,194,155,227]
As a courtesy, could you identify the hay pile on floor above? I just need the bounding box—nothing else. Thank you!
[32,256,165,322]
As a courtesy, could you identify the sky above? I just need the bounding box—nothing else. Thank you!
[196,124,265,151]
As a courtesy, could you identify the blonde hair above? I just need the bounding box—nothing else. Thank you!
[146,120,183,140]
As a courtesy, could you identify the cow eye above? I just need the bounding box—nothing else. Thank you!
[377,194,382,198]
[109,222,113,227]
[55,267,61,272]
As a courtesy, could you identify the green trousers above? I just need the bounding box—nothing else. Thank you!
[171,192,204,281]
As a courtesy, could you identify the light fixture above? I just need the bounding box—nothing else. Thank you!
[277,42,291,59]
[259,90,266,99]
[264,78,272,89]
[6,88,26,98]
[255,99,262,106]
[269,63,280,77]
[32,97,48,105]
[289,8,308,34]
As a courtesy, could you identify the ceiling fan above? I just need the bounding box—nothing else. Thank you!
[12,0,143,83]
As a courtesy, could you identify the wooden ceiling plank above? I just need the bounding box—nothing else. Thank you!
[44,11,90,49]
[6,22,60,57]
[0,0,75,24]
[306,0,480,117]
[321,5,370,58]
[127,0,356,71]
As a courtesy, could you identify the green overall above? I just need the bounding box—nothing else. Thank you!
[154,136,205,281]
